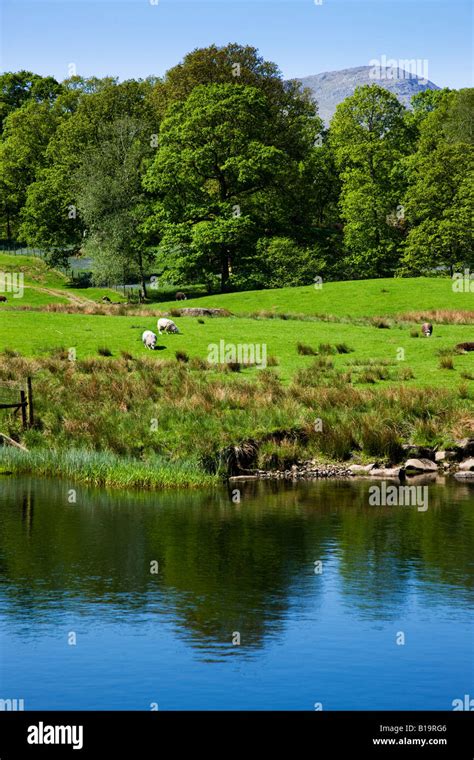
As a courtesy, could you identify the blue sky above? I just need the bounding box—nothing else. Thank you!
[1,0,472,88]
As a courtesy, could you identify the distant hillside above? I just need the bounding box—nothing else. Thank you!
[296,65,440,125]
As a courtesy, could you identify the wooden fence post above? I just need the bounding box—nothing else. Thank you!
[27,376,34,427]
[20,390,27,429]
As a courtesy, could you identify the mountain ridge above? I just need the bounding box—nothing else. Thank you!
[294,65,440,125]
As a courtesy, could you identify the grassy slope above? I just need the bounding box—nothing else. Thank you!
[146,277,474,318]
[0,309,472,387]
[0,254,472,387]
[0,255,472,490]
[0,254,123,305]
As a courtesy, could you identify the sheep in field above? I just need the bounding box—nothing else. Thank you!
[175,292,187,301]
[421,322,433,337]
[142,330,157,350]
[0,295,7,302]
[157,318,180,335]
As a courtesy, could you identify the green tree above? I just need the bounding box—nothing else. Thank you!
[0,99,63,240]
[19,79,158,260]
[399,88,474,275]
[143,83,320,291]
[330,85,411,277]
[75,116,155,294]
[0,71,62,133]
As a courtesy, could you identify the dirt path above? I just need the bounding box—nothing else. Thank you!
[25,285,99,307]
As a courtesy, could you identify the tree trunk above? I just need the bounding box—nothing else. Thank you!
[6,209,12,243]
[138,251,147,299]
[220,249,230,293]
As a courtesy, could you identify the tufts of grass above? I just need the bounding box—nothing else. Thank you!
[175,350,189,363]
[0,447,215,489]
[335,343,353,354]
[2,348,21,358]
[439,355,455,370]
[399,367,415,381]
[318,343,336,355]
[297,342,318,356]
[371,317,391,329]
[400,309,474,325]
[189,357,210,371]
[266,355,280,367]
[98,346,113,357]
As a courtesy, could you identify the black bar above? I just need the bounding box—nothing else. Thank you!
[0,711,472,758]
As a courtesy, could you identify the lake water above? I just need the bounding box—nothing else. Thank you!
[0,476,472,710]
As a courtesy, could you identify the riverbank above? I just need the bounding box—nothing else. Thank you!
[0,350,472,489]
[0,448,216,489]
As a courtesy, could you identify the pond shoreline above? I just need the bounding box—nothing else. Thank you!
[1,442,473,491]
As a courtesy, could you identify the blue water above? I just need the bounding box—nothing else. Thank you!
[0,476,472,710]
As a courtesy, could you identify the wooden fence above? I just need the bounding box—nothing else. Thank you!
[0,377,34,430]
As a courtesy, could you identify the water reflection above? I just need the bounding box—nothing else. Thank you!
[0,476,472,652]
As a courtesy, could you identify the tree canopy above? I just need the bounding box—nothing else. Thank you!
[1,45,472,289]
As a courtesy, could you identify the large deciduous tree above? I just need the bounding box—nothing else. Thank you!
[75,116,155,294]
[330,85,411,277]
[399,88,474,275]
[19,79,158,265]
[143,82,321,291]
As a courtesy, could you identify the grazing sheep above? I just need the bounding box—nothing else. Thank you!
[175,291,187,301]
[0,295,7,302]
[157,318,180,335]
[142,330,157,350]
[102,296,111,303]
[456,342,474,352]
[422,322,433,337]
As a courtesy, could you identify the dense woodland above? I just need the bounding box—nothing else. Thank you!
[0,44,472,293]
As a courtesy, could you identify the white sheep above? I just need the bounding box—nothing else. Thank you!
[142,330,157,350]
[157,318,180,335]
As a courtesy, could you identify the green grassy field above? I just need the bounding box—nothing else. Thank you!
[0,309,472,387]
[148,276,474,319]
[0,254,123,305]
[0,254,472,488]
